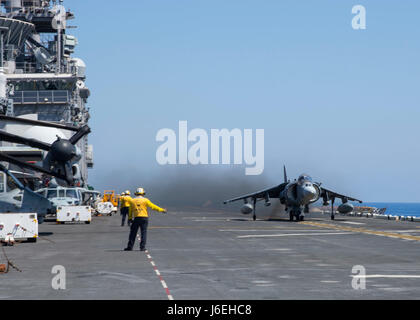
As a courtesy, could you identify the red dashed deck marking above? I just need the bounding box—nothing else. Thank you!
[145,251,174,300]
[138,235,174,300]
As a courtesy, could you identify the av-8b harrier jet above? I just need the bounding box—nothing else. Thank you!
[224,166,362,222]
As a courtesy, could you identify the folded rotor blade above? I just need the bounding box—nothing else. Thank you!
[0,152,67,181]
[0,115,79,132]
[0,130,51,151]
[69,125,91,145]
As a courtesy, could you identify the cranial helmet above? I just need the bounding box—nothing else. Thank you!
[135,188,145,195]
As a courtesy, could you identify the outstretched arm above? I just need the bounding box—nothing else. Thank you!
[146,199,167,213]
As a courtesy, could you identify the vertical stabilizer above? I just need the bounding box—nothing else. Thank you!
[284,165,288,183]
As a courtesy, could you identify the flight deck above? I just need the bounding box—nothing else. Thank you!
[2,209,420,300]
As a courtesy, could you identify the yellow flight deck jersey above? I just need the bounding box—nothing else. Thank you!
[120,196,132,208]
[129,196,165,219]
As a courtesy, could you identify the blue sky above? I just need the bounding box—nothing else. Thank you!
[67,0,420,202]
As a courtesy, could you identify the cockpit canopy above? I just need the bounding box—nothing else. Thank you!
[298,175,312,185]
[45,188,80,200]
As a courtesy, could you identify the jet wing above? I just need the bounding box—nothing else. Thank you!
[224,183,287,204]
[320,187,362,203]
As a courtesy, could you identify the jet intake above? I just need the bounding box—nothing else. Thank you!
[241,203,254,215]
[285,183,298,203]
[338,203,354,214]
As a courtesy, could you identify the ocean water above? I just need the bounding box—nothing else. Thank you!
[361,203,420,217]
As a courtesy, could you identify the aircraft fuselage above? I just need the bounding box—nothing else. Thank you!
[280,175,321,221]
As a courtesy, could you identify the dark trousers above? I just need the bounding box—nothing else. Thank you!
[121,207,129,226]
[127,217,148,250]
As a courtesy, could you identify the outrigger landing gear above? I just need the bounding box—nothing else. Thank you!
[252,198,257,221]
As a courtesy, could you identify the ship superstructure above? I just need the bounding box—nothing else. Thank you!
[0,0,93,188]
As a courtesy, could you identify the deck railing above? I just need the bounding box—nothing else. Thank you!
[10,90,70,104]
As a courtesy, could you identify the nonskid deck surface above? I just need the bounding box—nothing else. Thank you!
[2,210,420,299]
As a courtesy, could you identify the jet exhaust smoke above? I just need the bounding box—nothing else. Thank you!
[91,166,272,211]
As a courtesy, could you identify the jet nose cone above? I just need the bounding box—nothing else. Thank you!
[302,186,317,203]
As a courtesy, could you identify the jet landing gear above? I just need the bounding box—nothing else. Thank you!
[289,210,304,222]
[330,198,335,221]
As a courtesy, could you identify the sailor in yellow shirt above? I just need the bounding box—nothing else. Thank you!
[124,187,167,251]
[119,190,132,226]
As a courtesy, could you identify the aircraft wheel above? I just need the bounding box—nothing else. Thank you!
[289,212,294,221]
[299,216,305,221]
[331,215,335,221]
